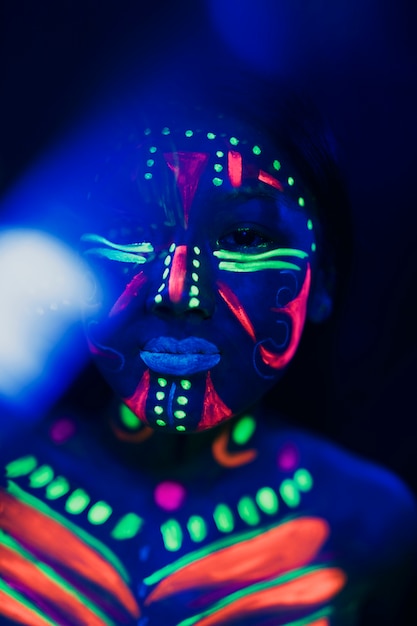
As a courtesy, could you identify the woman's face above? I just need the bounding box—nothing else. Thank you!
[81,113,317,433]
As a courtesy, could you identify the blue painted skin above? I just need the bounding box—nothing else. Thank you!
[1,109,416,625]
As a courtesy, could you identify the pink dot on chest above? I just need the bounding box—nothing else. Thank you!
[50,418,76,444]
[154,481,187,511]
[277,442,299,471]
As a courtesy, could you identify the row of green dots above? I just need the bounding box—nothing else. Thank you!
[155,378,168,426]
[159,470,313,552]
[6,456,144,538]
[188,246,201,308]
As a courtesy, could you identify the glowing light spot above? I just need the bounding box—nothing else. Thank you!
[144,128,151,136]
[174,410,186,419]
[298,197,305,207]
[158,378,168,387]
[189,285,199,296]
[181,379,192,390]
[294,468,313,491]
[88,501,113,524]
[216,150,224,157]
[252,145,261,155]
[207,132,216,140]
[192,272,199,282]
[6,456,37,478]
[154,406,164,415]
[213,504,234,532]
[163,268,169,279]
[277,442,299,471]
[111,513,143,539]
[256,487,279,514]
[164,255,172,266]
[144,173,152,180]
[192,259,200,268]
[45,476,70,499]
[176,425,186,431]
[193,246,201,255]
[307,219,313,230]
[157,283,165,293]
[156,419,166,426]
[229,136,239,146]
[237,496,260,526]
[273,159,281,170]
[50,418,75,444]
[169,243,176,253]
[146,159,154,167]
[311,242,317,252]
[177,396,188,406]
[29,465,54,488]
[187,516,207,542]
[155,481,186,511]
[156,391,165,401]
[232,415,256,445]
[161,519,183,551]
[154,294,163,304]
[120,403,140,430]
[65,489,90,514]
[189,298,200,308]
[279,479,300,508]
[185,130,193,137]
[212,177,223,186]
[161,127,170,135]
[149,146,157,153]
[288,176,295,186]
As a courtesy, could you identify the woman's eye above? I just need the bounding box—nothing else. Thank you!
[218,228,272,251]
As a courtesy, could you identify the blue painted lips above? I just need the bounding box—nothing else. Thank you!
[140,337,221,375]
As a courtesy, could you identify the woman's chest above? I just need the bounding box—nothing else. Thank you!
[1,429,366,626]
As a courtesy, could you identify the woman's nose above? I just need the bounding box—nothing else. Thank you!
[147,244,215,320]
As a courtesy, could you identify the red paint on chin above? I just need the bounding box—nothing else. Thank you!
[168,245,187,303]
[198,372,232,431]
[260,264,311,369]
[123,369,151,423]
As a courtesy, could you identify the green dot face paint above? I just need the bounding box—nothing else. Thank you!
[82,109,318,432]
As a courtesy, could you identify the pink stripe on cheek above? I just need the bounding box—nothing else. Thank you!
[109,271,147,317]
[168,245,187,303]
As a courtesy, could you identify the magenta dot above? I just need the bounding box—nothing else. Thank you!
[277,442,299,471]
[154,481,186,511]
[50,418,76,444]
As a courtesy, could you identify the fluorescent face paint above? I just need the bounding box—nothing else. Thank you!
[82,113,317,432]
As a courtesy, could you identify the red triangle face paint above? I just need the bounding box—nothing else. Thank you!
[163,152,210,227]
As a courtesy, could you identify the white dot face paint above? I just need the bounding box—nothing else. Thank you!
[81,112,318,432]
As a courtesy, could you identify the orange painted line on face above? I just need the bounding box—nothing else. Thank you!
[260,264,311,369]
[227,151,242,187]
[0,544,110,626]
[168,245,187,303]
[123,369,151,423]
[188,567,346,626]
[145,516,329,605]
[109,271,147,317]
[217,282,256,341]
[198,371,233,431]
[211,426,257,468]
[258,170,283,191]
[0,587,55,626]
[0,489,140,619]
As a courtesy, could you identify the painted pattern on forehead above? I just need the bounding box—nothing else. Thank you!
[163,152,209,227]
